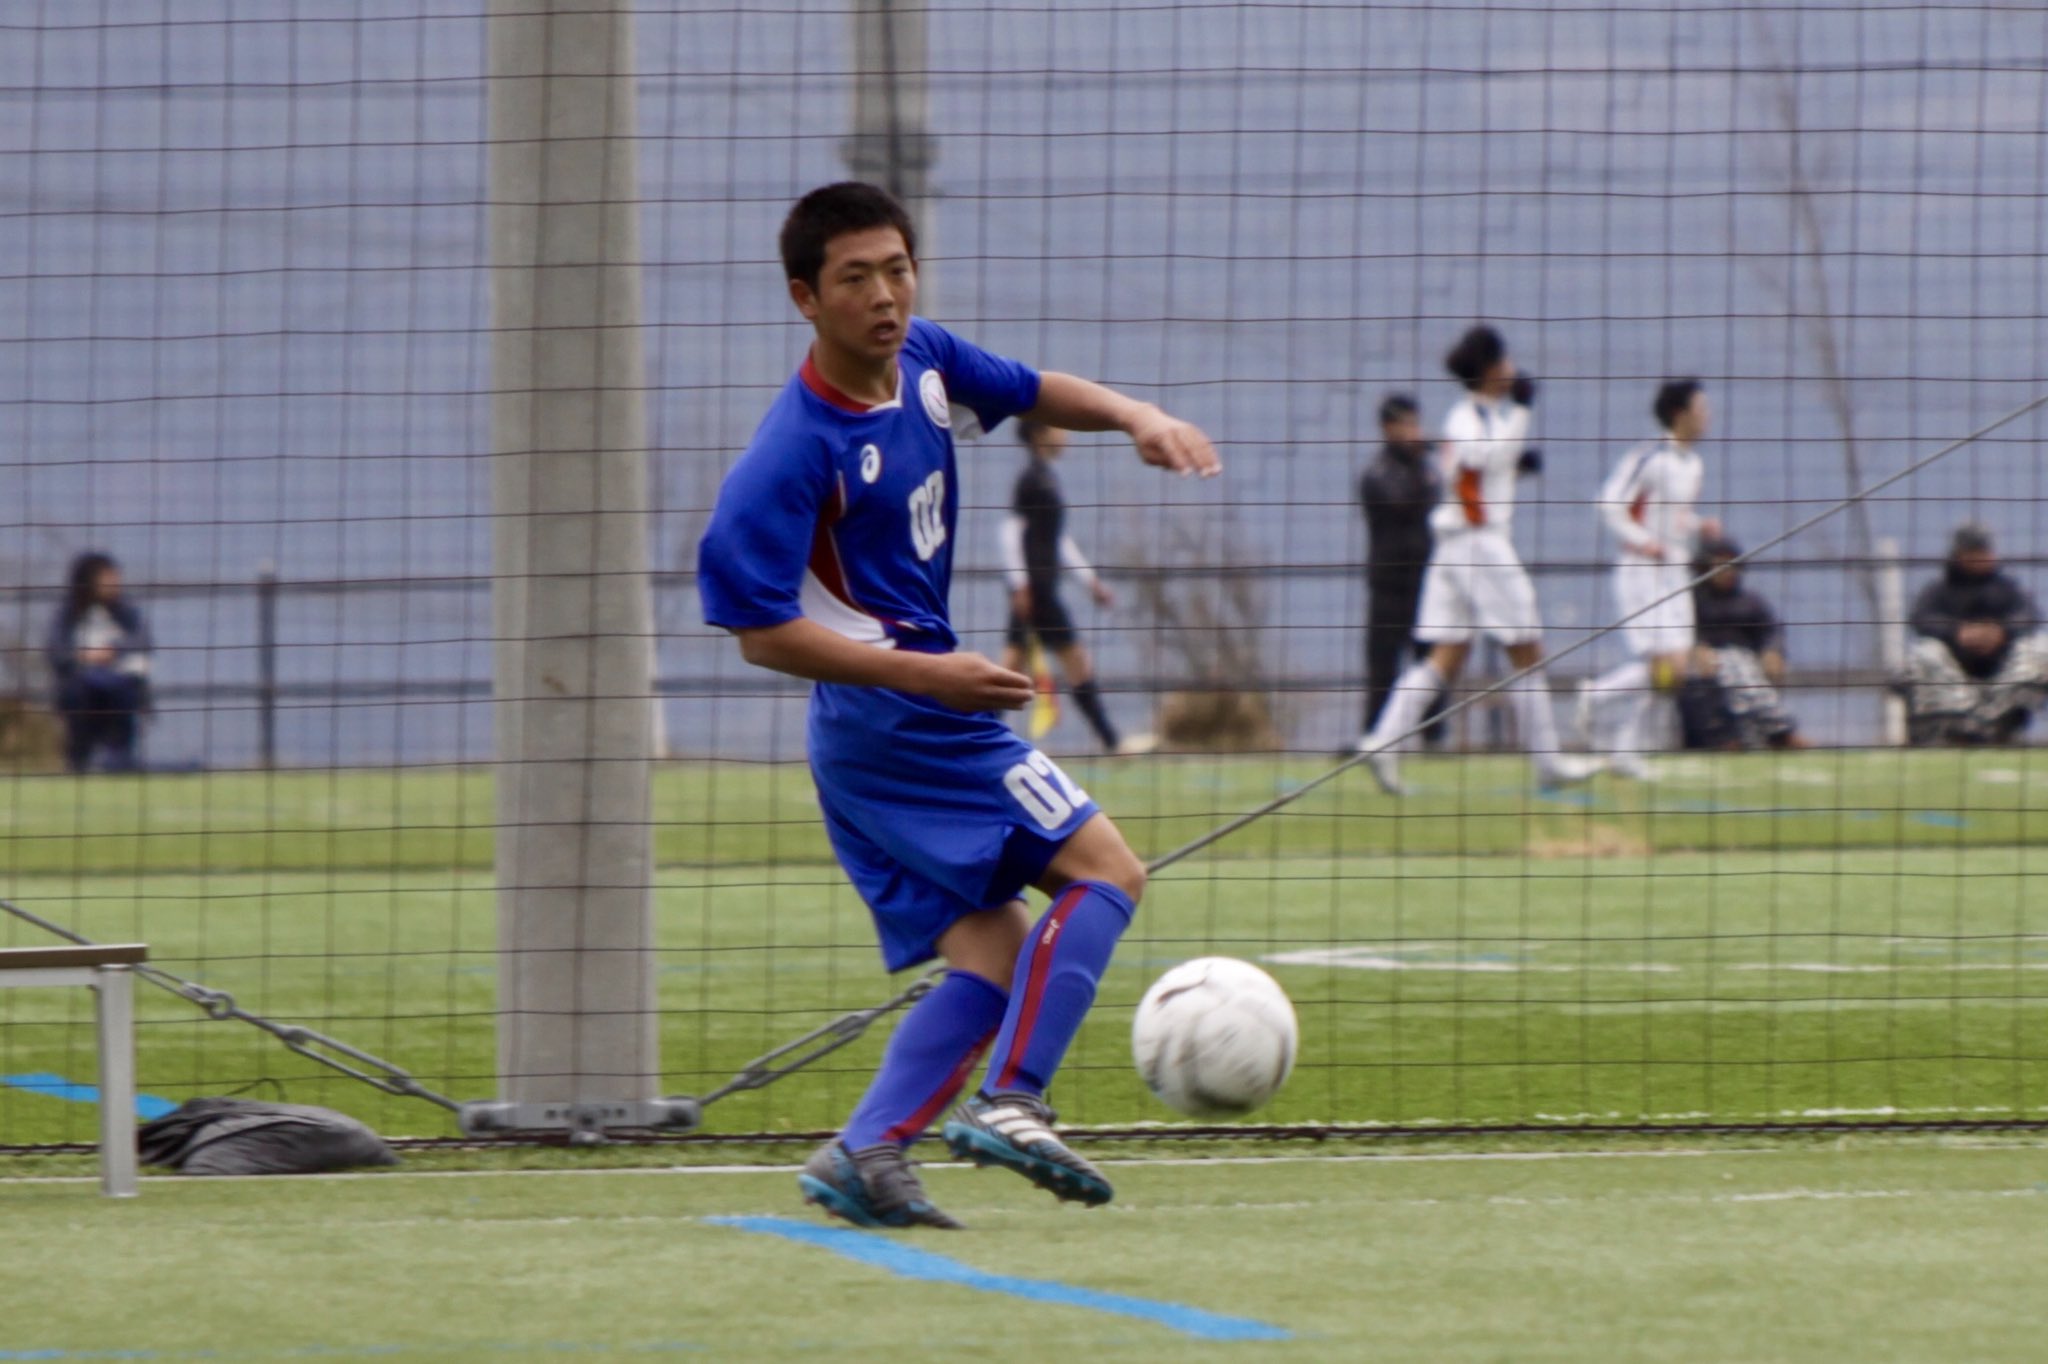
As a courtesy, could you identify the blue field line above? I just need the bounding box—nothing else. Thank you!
[707,1215,1292,1342]
[0,1072,177,1121]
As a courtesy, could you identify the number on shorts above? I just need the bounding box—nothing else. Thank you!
[1003,750,1090,832]
[908,470,947,561]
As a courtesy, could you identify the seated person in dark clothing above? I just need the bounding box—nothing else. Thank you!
[1677,537,1805,750]
[46,551,153,772]
[1896,523,2048,745]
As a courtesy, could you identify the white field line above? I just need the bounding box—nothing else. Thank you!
[1268,946,2048,974]
[8,1184,2040,1220]
[1107,1185,2048,1214]
[5,1139,2043,1188]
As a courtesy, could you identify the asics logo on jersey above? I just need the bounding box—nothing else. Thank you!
[859,443,882,484]
[919,368,951,427]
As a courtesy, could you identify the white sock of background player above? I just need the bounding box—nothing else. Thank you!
[1364,659,1444,753]
[1507,665,1566,760]
[1584,658,1651,753]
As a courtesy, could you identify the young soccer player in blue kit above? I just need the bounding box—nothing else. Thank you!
[697,184,1220,1229]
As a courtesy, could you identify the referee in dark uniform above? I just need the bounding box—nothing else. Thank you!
[1359,394,1444,735]
[1000,420,1153,754]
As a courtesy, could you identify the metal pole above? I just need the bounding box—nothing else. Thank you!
[1875,537,1907,746]
[485,0,659,1119]
[94,965,138,1197]
[844,0,937,309]
[255,563,277,770]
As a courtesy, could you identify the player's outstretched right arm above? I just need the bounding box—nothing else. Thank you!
[735,618,1034,713]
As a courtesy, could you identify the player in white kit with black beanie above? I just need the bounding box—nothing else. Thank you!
[1577,379,1712,779]
[1356,326,1601,795]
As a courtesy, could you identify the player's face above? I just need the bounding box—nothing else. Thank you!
[1480,356,1517,398]
[1382,411,1423,445]
[1955,547,1998,578]
[1674,391,1711,443]
[790,226,918,365]
[94,566,123,604]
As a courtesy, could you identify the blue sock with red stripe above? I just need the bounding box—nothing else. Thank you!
[981,881,1138,1100]
[840,969,1008,1151]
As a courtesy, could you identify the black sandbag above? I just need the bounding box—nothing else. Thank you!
[138,1098,399,1175]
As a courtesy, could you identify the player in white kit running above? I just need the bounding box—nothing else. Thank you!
[1577,380,1714,779]
[1356,326,1601,795]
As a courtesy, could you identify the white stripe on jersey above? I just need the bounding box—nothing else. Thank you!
[799,568,894,645]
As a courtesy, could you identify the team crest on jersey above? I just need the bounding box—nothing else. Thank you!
[859,444,882,484]
[918,369,951,428]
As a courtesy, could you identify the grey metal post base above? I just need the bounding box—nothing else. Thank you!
[459,1096,701,1144]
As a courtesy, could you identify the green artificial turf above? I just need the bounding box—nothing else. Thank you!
[4,1144,2046,1362]
[3,748,2046,877]
[4,748,2047,1145]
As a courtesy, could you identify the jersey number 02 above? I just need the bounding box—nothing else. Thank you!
[1004,749,1090,832]
[908,470,947,561]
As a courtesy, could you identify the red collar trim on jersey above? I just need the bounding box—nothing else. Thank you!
[801,350,901,414]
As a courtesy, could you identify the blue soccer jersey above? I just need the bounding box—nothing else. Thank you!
[698,319,1100,970]
[698,318,1041,650]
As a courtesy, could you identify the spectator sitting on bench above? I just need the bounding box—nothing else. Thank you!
[1896,523,2048,746]
[1677,536,1806,750]
[46,551,152,773]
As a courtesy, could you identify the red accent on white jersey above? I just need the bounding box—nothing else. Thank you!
[1599,435,1704,563]
[1430,395,1532,535]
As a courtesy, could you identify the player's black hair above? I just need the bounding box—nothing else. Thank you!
[1378,393,1419,425]
[1654,378,1704,431]
[62,551,119,628]
[1692,535,1740,579]
[1951,522,1994,554]
[1444,326,1506,389]
[1016,417,1050,447]
[779,182,918,291]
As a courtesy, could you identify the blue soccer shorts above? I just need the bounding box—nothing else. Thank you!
[808,681,1100,971]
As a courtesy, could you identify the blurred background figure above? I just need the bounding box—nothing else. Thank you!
[1578,379,1712,779]
[1357,393,1445,745]
[1678,537,1805,750]
[46,551,153,772]
[1896,523,2048,746]
[999,420,1155,755]
[1357,325,1600,794]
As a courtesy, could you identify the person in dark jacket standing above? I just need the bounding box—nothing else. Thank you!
[46,551,153,772]
[1896,523,2048,744]
[1358,394,1444,737]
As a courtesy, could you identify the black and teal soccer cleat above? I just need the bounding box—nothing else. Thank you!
[798,1140,964,1230]
[941,1093,1114,1207]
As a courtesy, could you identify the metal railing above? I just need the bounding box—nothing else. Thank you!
[0,549,1954,768]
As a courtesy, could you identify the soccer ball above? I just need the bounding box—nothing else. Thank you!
[1131,957,1298,1118]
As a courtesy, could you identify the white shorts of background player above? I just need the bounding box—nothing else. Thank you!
[1413,529,1542,646]
[1611,558,1696,657]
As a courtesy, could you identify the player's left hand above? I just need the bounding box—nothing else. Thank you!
[1129,407,1221,479]
[1091,581,1116,609]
